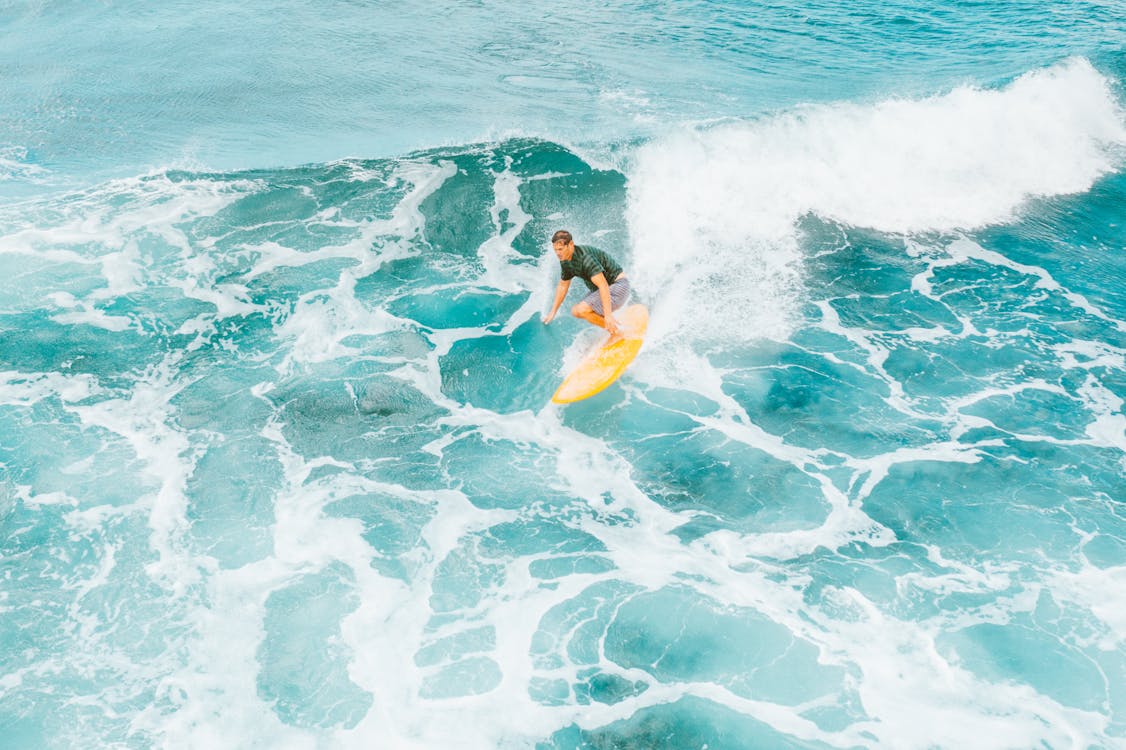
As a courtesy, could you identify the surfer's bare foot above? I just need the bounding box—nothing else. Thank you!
[606,332,624,346]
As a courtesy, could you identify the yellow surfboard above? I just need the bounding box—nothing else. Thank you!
[552,304,648,404]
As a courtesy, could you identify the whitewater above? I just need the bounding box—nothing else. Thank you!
[1,1,1125,748]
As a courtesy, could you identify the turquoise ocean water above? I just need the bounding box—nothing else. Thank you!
[2,1,1126,747]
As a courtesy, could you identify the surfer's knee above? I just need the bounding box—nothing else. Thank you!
[571,302,591,318]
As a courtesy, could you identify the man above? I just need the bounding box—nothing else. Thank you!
[541,230,631,344]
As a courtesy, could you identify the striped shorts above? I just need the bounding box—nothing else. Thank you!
[581,277,631,316]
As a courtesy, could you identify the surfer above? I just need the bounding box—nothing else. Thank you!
[541,230,631,344]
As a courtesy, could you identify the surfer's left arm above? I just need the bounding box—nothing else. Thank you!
[591,273,619,334]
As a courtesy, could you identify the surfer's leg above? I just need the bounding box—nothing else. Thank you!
[575,280,631,342]
[573,302,627,345]
[576,283,632,343]
[571,301,606,329]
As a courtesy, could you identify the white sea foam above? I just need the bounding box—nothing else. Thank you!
[273,273,404,368]
[13,485,78,508]
[264,160,458,370]
[50,307,136,332]
[1053,339,1126,372]
[627,57,1126,346]
[0,145,49,183]
[477,161,534,291]
[0,173,260,351]
[1047,564,1126,650]
[0,370,103,405]
[65,355,201,592]
[938,237,1126,333]
[1077,374,1126,453]
[245,160,456,284]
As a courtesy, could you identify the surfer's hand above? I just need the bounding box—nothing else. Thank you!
[604,316,619,334]
[542,312,555,324]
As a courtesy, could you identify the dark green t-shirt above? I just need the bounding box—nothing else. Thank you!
[559,245,623,292]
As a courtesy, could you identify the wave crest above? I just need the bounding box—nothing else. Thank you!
[627,57,1126,342]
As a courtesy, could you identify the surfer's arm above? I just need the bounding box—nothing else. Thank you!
[591,273,619,334]
[543,279,571,323]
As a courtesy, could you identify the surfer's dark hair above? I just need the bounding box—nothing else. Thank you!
[551,230,573,244]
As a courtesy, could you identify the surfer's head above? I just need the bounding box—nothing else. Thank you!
[551,229,574,261]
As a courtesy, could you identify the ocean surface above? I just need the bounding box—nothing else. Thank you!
[2,1,1126,748]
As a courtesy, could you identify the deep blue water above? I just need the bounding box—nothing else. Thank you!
[2,2,1126,748]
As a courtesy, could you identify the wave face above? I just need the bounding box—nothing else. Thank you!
[2,5,1126,750]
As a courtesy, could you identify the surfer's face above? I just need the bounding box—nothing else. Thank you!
[553,240,574,261]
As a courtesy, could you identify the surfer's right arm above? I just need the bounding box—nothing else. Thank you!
[543,279,571,324]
